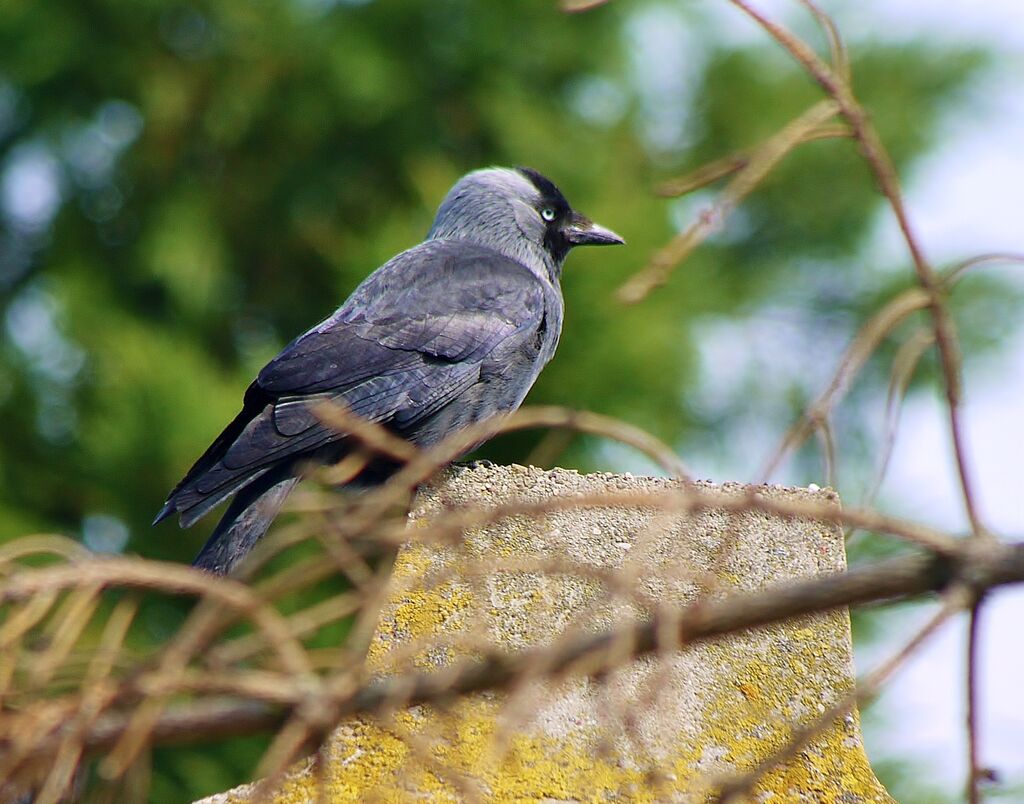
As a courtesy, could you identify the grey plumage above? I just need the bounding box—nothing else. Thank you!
[154,166,623,574]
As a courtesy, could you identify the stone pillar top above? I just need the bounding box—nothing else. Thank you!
[200,464,891,802]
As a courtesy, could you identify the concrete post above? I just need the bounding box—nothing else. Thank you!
[202,464,891,802]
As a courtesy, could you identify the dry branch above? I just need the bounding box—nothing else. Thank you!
[617,100,840,303]
[6,540,1022,776]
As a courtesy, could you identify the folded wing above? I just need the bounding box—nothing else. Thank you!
[155,240,546,527]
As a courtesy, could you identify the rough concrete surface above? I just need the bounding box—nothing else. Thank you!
[200,464,891,802]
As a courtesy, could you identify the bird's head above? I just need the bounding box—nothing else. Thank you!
[427,166,624,279]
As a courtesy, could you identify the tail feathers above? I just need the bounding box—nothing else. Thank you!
[152,499,176,527]
[152,386,273,527]
[155,465,274,529]
[192,474,300,575]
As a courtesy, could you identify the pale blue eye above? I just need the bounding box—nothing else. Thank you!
[540,207,556,222]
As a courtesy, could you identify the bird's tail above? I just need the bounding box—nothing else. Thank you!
[192,473,300,575]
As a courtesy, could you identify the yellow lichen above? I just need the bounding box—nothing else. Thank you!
[257,616,889,803]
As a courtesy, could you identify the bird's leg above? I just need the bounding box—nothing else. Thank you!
[454,458,496,472]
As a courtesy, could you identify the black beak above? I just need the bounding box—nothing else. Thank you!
[564,213,625,247]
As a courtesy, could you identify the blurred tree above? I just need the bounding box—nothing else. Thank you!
[0,0,1012,798]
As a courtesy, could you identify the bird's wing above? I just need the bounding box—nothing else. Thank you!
[259,242,544,393]
[158,241,546,526]
[258,241,545,426]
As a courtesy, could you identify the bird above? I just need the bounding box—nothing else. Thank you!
[153,167,624,575]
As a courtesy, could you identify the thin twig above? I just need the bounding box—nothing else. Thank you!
[943,251,1024,287]
[966,599,984,804]
[759,288,930,480]
[618,100,840,303]
[655,121,851,198]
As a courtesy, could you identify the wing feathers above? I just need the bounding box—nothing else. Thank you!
[158,239,547,526]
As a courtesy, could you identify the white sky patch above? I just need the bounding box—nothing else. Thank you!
[625,3,706,156]
[849,0,1024,51]
[869,329,1024,788]
[1,143,62,233]
[868,70,1024,267]
[82,513,131,554]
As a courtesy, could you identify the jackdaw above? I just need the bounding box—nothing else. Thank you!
[154,167,623,574]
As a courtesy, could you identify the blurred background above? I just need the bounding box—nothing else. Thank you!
[1,0,1020,799]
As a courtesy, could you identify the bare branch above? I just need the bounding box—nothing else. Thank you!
[724,0,985,536]
[655,121,851,199]
[8,542,1024,771]
[617,100,840,303]
[560,0,611,12]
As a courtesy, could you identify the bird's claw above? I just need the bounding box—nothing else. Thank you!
[456,459,496,472]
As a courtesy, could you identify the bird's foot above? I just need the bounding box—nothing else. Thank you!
[454,459,496,472]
